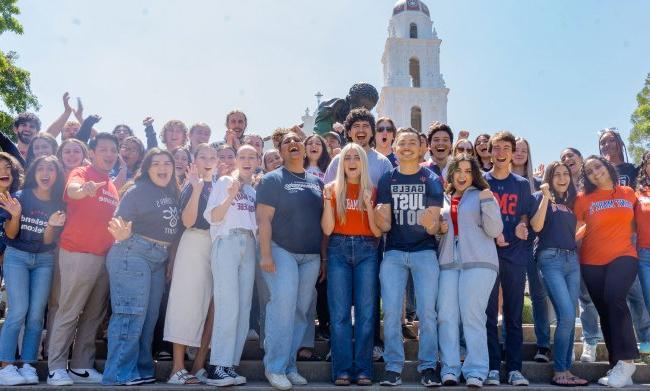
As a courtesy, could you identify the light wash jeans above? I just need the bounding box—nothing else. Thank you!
[327,235,378,381]
[210,230,256,366]
[0,246,54,362]
[102,235,168,385]
[437,267,496,380]
[262,242,320,375]
[537,248,580,372]
[380,249,439,373]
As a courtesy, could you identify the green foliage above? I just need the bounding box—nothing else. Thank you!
[629,73,650,164]
[0,0,38,141]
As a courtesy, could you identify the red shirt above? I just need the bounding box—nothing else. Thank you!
[60,165,119,256]
[331,183,376,237]
[636,188,650,249]
[451,196,460,236]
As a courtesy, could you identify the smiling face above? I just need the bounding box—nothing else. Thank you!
[35,160,58,191]
[305,136,324,164]
[429,130,452,161]
[236,146,259,180]
[375,120,395,149]
[348,120,372,148]
[584,158,613,189]
[165,125,186,150]
[475,135,490,158]
[173,149,190,179]
[490,140,513,170]
[0,159,14,192]
[148,154,174,188]
[120,140,142,169]
[190,125,211,147]
[512,139,529,167]
[599,132,621,162]
[452,160,473,193]
[194,146,218,179]
[14,122,37,145]
[91,138,119,173]
[32,138,55,159]
[264,150,283,172]
[343,148,362,181]
[227,112,247,138]
[279,133,305,164]
[113,125,132,145]
[454,140,474,156]
[217,148,236,176]
[61,142,85,170]
[394,132,420,163]
[560,149,583,177]
[551,164,571,195]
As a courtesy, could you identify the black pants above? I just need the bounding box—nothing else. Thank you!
[486,261,527,372]
[581,256,639,366]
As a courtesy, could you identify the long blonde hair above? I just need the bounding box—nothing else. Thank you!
[333,143,374,225]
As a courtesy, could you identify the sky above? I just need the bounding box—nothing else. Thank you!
[3,0,650,164]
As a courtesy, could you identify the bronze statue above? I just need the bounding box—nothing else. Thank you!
[313,83,379,136]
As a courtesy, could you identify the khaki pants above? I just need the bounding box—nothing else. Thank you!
[47,248,109,370]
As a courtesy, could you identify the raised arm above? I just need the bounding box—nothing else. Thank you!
[45,92,73,138]
[531,185,551,233]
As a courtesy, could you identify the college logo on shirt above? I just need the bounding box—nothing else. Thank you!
[493,192,519,217]
[589,198,634,215]
[391,184,425,225]
[163,206,179,233]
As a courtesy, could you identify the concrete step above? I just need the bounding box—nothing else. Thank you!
[24,360,650,384]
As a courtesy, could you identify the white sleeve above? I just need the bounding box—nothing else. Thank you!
[202,176,231,225]
[324,155,339,184]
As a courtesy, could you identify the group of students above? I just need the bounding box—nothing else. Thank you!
[0,93,648,390]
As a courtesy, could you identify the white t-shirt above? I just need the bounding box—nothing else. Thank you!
[203,175,257,241]
[306,165,325,181]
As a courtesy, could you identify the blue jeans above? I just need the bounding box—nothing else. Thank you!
[527,255,550,348]
[628,273,650,344]
[327,235,377,381]
[262,242,320,375]
[380,249,439,373]
[102,235,168,385]
[0,246,54,362]
[638,248,650,322]
[537,248,580,372]
[438,267,496,380]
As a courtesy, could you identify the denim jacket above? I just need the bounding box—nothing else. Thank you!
[438,187,503,272]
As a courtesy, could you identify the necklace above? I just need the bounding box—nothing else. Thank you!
[284,167,306,181]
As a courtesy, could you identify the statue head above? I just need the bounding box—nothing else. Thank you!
[346,83,379,111]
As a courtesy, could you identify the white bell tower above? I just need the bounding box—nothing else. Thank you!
[376,0,449,132]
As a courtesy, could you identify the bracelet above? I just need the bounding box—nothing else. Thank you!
[324,197,332,201]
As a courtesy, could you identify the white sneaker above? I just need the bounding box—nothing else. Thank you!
[47,369,73,386]
[607,360,636,388]
[581,342,597,363]
[195,368,208,383]
[442,373,459,386]
[485,370,500,386]
[18,363,39,384]
[598,369,634,386]
[466,376,484,388]
[265,372,292,390]
[0,365,27,385]
[507,370,529,386]
[69,368,103,383]
[286,371,307,385]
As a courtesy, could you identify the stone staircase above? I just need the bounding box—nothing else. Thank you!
[8,324,650,389]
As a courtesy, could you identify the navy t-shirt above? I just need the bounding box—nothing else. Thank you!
[3,190,65,253]
[377,167,444,252]
[387,152,399,168]
[532,192,577,252]
[116,180,181,243]
[616,163,639,188]
[180,181,212,230]
[484,172,534,265]
[256,167,323,254]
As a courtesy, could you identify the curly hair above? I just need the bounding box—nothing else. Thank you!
[636,150,650,191]
[426,122,454,146]
[347,83,379,109]
[160,119,188,147]
[0,152,24,193]
[13,112,41,131]
[580,155,620,194]
[344,108,376,144]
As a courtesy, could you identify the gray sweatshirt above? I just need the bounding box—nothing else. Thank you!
[438,187,503,272]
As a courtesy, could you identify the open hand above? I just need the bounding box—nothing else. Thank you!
[0,193,21,218]
[108,217,132,241]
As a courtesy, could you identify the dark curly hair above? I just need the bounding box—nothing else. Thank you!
[344,108,376,145]
[580,155,620,194]
[445,153,489,194]
[426,122,454,146]
[542,161,577,208]
[303,134,331,173]
[347,83,379,109]
[13,112,41,131]
[636,150,650,191]
[0,152,24,193]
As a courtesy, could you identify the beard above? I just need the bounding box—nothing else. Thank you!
[17,131,33,145]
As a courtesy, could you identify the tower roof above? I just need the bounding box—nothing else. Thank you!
[392,0,430,17]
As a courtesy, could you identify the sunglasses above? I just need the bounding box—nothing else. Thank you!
[377,126,394,132]
[456,147,473,153]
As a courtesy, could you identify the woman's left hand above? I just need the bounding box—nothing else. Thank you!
[108,217,132,241]
[48,211,66,227]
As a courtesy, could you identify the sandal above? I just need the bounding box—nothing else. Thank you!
[357,376,372,386]
[334,376,351,386]
[551,374,588,387]
[168,369,202,385]
[297,348,322,361]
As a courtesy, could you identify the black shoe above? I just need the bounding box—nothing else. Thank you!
[380,370,402,386]
[402,324,418,340]
[534,347,551,363]
[421,368,441,387]
[205,365,235,386]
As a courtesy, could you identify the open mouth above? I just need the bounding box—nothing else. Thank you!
[157,173,169,180]
[436,147,446,153]
[40,176,51,185]
[0,176,10,183]
[496,157,507,163]
[289,146,299,152]
[457,179,468,186]
[356,133,367,140]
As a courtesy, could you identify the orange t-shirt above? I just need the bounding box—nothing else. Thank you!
[331,183,376,237]
[573,186,637,265]
[60,165,119,256]
[636,188,650,249]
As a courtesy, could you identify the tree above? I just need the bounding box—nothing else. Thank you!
[0,0,39,140]
[629,73,650,164]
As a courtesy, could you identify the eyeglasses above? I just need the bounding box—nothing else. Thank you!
[456,147,472,153]
[377,127,394,132]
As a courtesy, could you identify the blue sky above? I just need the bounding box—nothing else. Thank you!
[3,0,650,164]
